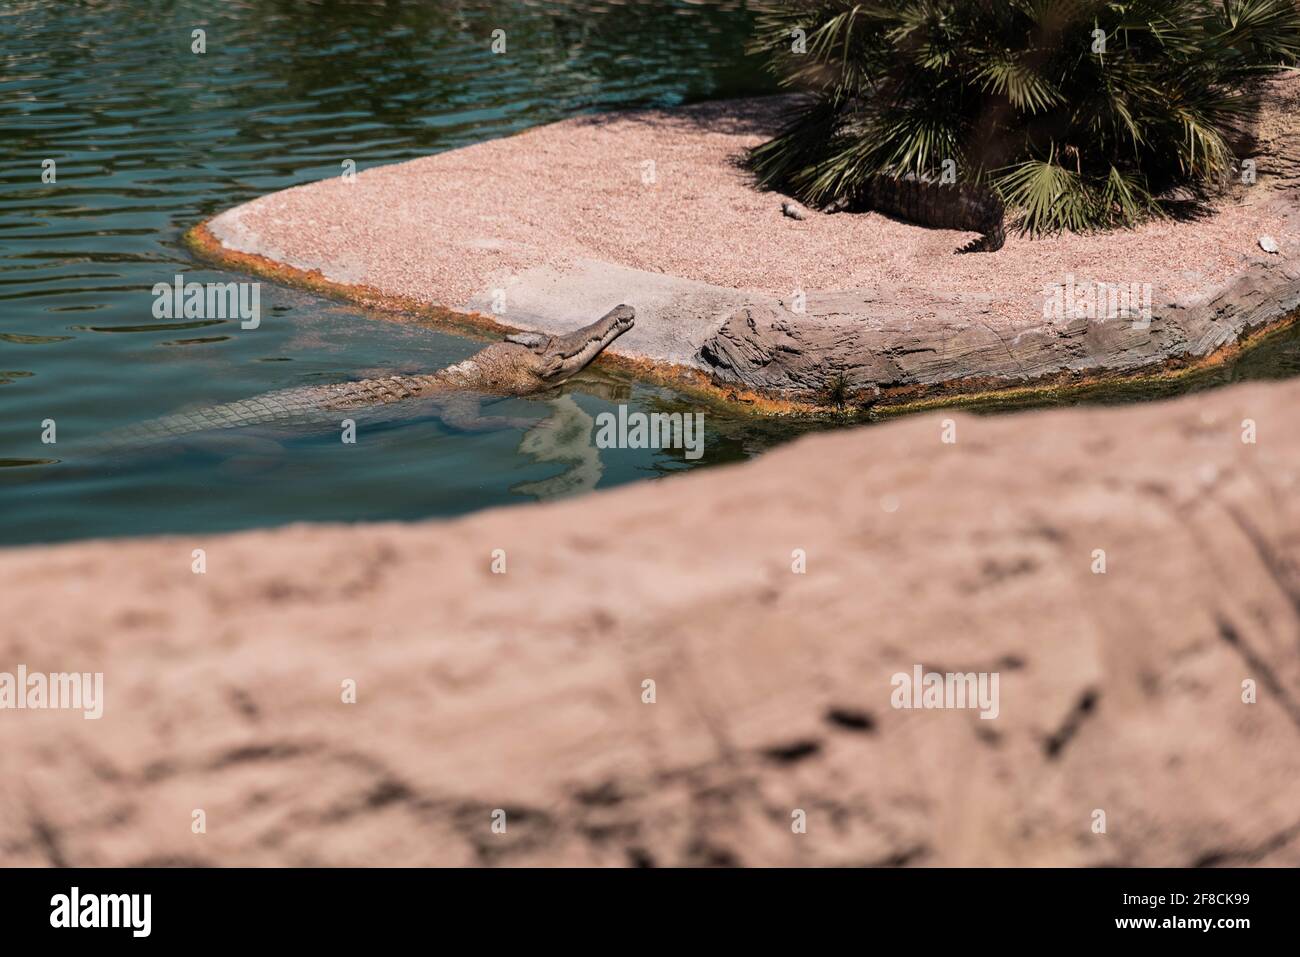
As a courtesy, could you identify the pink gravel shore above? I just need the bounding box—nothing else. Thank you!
[204,74,1300,386]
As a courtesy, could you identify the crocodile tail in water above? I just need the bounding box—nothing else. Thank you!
[865,175,1005,254]
[101,375,432,449]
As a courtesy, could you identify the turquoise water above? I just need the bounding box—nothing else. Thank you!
[2,0,1298,546]
[0,0,794,545]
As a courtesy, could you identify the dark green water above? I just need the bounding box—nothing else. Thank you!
[0,0,799,545]
[2,0,1298,546]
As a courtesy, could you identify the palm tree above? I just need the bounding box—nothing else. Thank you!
[748,0,1300,235]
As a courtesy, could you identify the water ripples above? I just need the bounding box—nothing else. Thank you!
[0,0,777,544]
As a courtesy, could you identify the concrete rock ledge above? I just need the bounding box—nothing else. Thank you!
[2,380,1300,866]
[191,75,1300,407]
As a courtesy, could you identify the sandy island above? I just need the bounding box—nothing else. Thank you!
[188,73,1300,411]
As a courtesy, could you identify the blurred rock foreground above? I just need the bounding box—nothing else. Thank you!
[2,377,1299,866]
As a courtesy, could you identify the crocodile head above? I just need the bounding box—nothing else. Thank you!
[528,304,636,382]
[460,305,635,394]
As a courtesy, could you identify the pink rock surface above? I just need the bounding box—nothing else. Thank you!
[2,379,1299,866]
[205,77,1300,382]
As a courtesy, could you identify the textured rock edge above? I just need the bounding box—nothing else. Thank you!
[3,377,1300,865]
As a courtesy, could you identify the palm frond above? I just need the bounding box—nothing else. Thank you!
[747,0,1300,235]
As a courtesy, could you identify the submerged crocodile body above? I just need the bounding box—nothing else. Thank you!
[850,176,1006,253]
[107,305,635,446]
